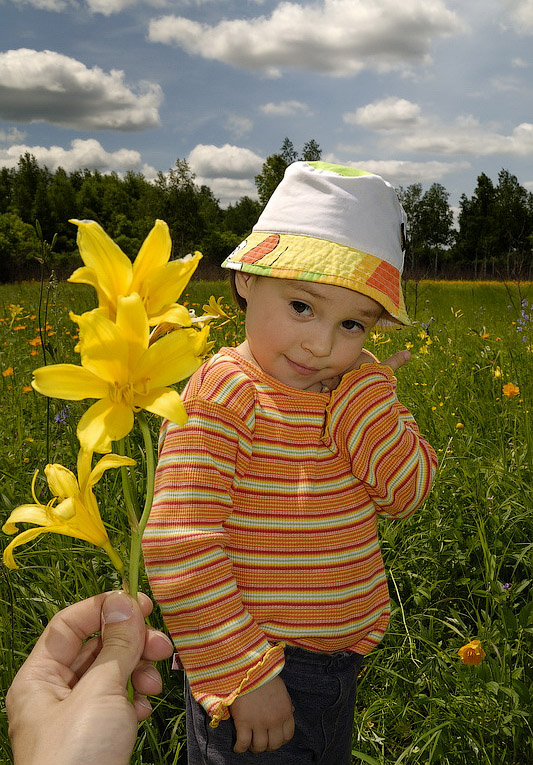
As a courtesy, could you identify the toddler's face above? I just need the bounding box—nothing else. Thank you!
[235,275,382,392]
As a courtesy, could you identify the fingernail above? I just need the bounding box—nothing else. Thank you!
[102,591,134,623]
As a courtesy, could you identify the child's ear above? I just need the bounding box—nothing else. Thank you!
[234,272,255,300]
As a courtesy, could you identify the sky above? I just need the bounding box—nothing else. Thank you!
[1,0,533,213]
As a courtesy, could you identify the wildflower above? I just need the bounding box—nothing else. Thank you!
[68,219,200,326]
[481,332,490,339]
[2,367,14,377]
[419,345,429,355]
[54,406,70,426]
[28,337,42,347]
[502,382,520,398]
[456,422,464,429]
[32,294,209,453]
[458,640,486,666]
[13,325,27,331]
[22,386,33,394]
[492,366,503,378]
[2,449,135,571]
[405,341,413,350]
[203,296,229,320]
[418,329,428,340]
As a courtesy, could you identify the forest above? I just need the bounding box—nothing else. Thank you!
[0,138,532,282]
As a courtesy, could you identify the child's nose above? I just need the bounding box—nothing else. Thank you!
[301,326,333,357]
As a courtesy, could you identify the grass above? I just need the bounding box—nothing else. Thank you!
[0,277,531,764]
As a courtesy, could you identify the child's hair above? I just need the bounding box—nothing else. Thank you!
[221,161,409,329]
[228,270,247,312]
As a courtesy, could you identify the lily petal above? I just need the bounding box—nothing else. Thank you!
[87,453,136,489]
[68,266,113,317]
[70,219,132,309]
[148,303,193,328]
[115,294,149,367]
[134,387,188,426]
[45,463,79,498]
[135,326,207,390]
[72,309,130,385]
[32,364,108,401]
[77,397,134,453]
[131,220,171,291]
[3,527,51,569]
[3,504,51,533]
[143,253,201,317]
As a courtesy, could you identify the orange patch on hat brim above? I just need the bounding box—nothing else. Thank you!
[241,234,280,264]
[366,260,400,308]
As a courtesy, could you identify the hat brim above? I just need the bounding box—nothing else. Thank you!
[222,232,409,328]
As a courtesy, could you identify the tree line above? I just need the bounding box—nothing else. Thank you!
[0,138,532,282]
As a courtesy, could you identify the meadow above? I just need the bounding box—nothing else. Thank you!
[0,277,531,764]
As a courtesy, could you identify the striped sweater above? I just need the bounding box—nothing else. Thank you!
[142,348,437,725]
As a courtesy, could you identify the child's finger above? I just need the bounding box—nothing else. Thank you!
[381,350,411,372]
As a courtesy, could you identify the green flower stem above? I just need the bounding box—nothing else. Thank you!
[126,411,155,599]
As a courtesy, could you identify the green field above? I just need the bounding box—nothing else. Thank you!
[0,278,532,764]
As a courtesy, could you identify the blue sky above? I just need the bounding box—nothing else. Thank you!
[1,0,532,211]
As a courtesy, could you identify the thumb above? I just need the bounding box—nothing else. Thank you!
[92,591,145,684]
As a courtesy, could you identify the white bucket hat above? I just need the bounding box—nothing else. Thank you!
[222,161,409,327]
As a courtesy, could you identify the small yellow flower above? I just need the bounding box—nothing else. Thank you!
[481,332,490,339]
[2,367,14,377]
[419,345,429,355]
[405,341,413,350]
[492,366,503,378]
[456,422,464,429]
[28,337,42,347]
[22,385,33,394]
[458,639,486,666]
[203,295,229,320]
[502,382,520,398]
[2,449,135,571]
[418,329,428,339]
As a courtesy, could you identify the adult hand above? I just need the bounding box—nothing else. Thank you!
[6,590,174,765]
[230,675,295,753]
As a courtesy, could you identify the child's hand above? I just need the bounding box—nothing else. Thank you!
[320,348,411,390]
[380,349,411,371]
[230,675,295,753]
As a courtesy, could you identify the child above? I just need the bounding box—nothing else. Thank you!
[142,161,438,764]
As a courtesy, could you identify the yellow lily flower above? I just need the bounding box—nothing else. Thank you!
[32,293,209,453]
[202,295,229,319]
[2,449,135,570]
[68,218,201,326]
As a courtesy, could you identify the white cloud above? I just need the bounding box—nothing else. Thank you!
[505,0,533,33]
[511,57,529,68]
[394,116,533,156]
[0,137,157,177]
[344,97,423,130]
[259,100,312,117]
[7,0,168,13]
[345,97,533,156]
[187,143,264,206]
[0,49,162,130]
[225,114,254,138]
[197,176,258,207]
[325,154,470,186]
[148,0,465,77]
[187,143,264,179]
[0,127,27,143]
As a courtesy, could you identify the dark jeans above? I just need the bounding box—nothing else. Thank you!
[185,645,364,764]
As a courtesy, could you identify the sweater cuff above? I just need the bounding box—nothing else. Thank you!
[207,642,286,728]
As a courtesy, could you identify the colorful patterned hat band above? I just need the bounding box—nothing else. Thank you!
[222,161,409,327]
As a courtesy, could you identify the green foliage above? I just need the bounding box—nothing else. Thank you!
[0,278,531,763]
[0,213,41,282]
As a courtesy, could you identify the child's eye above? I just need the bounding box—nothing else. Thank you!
[342,319,364,332]
[290,300,312,315]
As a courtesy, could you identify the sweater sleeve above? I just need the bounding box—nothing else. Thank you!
[321,362,437,519]
[142,383,285,726]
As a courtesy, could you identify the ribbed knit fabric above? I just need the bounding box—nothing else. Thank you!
[142,348,437,725]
